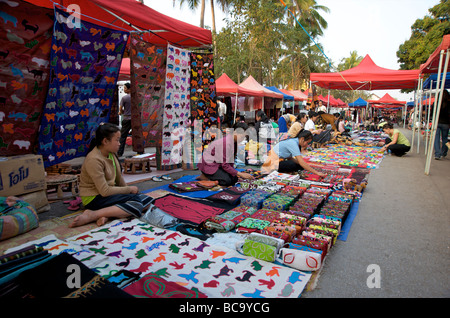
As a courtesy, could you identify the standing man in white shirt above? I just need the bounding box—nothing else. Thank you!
[217,99,227,129]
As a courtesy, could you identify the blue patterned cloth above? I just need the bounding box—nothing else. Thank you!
[38,8,128,167]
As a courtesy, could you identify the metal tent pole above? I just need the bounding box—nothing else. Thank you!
[425,49,449,175]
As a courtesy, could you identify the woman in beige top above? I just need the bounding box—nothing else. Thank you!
[69,123,152,228]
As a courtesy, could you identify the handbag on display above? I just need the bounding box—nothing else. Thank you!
[277,246,322,271]
[246,232,285,253]
[236,238,277,262]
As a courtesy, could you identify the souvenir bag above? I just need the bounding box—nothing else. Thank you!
[261,194,295,211]
[236,238,277,262]
[291,235,328,261]
[207,189,242,205]
[204,210,251,232]
[169,182,205,192]
[235,218,271,233]
[251,209,280,223]
[246,232,286,252]
[306,224,339,246]
[309,215,342,233]
[277,246,322,271]
[196,180,219,189]
[301,230,333,251]
[274,213,307,232]
[231,205,258,215]
[260,223,297,242]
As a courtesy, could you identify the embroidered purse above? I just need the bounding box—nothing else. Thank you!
[277,247,322,271]
[237,239,277,262]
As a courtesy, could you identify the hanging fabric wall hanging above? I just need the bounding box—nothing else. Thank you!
[160,44,191,170]
[129,32,167,154]
[37,8,128,167]
[190,53,218,132]
[0,0,53,155]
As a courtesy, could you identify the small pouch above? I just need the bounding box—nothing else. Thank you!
[236,239,277,262]
[247,232,285,253]
[277,247,322,271]
[292,235,328,261]
[204,210,250,232]
[235,217,271,233]
[259,223,297,242]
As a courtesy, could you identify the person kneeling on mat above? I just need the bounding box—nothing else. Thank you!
[262,129,327,177]
[380,123,411,157]
[197,122,254,186]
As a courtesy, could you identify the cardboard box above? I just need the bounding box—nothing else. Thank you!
[0,154,46,197]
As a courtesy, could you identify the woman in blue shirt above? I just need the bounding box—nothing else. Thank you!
[262,129,326,176]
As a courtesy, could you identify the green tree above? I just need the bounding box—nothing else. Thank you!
[215,0,329,89]
[397,0,450,70]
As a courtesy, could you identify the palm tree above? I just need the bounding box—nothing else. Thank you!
[174,0,232,32]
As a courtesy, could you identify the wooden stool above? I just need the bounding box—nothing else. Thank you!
[45,174,79,200]
[123,157,152,174]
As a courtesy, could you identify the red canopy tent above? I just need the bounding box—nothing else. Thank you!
[286,90,308,101]
[279,89,300,101]
[324,95,340,107]
[310,55,420,90]
[419,35,450,74]
[25,0,212,47]
[368,93,406,109]
[215,73,262,97]
[239,76,283,99]
[119,58,130,81]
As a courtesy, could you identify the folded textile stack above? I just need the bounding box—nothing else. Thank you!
[318,192,353,224]
[240,189,273,209]
[261,193,296,211]
[278,185,308,198]
[289,192,325,218]
[204,209,252,233]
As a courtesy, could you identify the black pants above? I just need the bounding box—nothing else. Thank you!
[385,137,410,157]
[278,159,303,173]
[204,167,238,186]
[118,119,132,157]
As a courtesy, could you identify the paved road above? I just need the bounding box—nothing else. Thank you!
[304,128,450,298]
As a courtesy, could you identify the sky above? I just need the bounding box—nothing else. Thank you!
[144,0,441,102]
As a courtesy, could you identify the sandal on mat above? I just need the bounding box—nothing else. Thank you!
[152,176,163,182]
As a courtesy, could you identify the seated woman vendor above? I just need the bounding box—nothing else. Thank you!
[69,123,152,228]
[380,123,411,157]
[262,129,327,177]
[197,122,254,186]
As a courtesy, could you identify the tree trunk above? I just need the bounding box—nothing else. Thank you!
[211,0,217,56]
[200,0,205,28]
